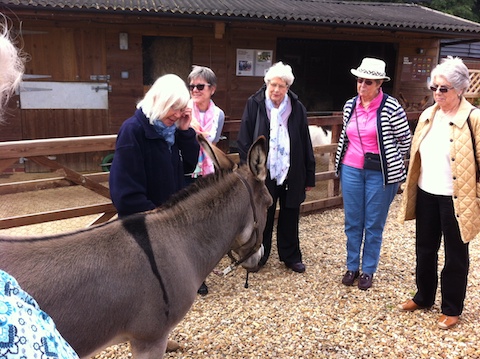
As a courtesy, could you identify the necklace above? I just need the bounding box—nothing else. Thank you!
[436,102,460,122]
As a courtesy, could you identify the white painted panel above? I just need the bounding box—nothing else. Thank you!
[19,81,109,109]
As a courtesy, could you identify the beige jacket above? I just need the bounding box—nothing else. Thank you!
[398,98,480,243]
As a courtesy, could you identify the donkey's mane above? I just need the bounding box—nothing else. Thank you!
[159,169,234,210]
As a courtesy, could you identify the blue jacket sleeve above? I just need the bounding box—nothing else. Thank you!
[109,122,156,216]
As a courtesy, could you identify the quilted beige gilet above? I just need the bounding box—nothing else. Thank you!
[398,98,480,243]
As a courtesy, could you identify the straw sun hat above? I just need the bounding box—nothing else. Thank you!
[350,57,390,82]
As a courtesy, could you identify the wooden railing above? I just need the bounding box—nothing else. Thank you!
[0,135,117,229]
[0,112,421,230]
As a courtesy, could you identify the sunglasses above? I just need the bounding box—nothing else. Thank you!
[357,78,374,86]
[429,85,454,93]
[188,84,210,91]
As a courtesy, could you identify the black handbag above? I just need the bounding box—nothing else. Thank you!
[355,109,382,171]
[363,152,382,171]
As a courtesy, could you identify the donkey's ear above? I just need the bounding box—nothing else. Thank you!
[248,135,268,181]
[197,134,238,171]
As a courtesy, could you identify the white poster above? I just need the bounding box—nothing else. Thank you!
[19,81,110,109]
[236,49,254,76]
[236,49,273,77]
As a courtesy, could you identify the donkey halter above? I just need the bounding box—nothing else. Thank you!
[215,171,261,279]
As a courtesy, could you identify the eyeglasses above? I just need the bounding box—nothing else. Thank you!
[429,85,454,93]
[268,82,288,90]
[188,84,210,91]
[357,78,374,86]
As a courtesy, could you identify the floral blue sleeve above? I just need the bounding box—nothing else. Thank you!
[0,270,79,359]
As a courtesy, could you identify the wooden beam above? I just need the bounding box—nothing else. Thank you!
[0,135,117,160]
[300,196,343,214]
[0,159,17,173]
[0,172,109,195]
[29,156,111,199]
[0,203,115,230]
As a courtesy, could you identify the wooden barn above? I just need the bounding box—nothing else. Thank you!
[1,0,480,171]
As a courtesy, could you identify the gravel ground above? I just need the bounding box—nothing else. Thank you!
[2,173,480,359]
[92,196,480,359]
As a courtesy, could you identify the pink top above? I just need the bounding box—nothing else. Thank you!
[342,90,382,169]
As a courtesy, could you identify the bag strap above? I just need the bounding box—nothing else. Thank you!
[466,108,480,182]
[354,108,365,155]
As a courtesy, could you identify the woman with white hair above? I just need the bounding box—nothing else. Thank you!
[109,74,200,217]
[398,57,480,330]
[109,73,199,352]
[237,61,316,273]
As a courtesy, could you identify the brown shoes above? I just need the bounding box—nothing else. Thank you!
[398,300,459,329]
[438,314,459,330]
[397,299,425,311]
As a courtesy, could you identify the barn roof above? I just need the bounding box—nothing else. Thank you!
[2,0,480,36]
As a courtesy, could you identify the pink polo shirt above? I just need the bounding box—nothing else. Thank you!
[342,90,382,169]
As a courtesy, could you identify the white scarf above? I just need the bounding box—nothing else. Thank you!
[266,93,290,185]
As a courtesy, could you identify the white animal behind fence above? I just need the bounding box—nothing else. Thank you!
[309,125,332,166]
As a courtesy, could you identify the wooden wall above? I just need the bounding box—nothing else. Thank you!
[1,9,454,170]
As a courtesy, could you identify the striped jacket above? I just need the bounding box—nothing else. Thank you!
[334,93,412,185]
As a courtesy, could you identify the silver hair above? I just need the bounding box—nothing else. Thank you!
[264,61,295,87]
[187,65,217,87]
[429,56,470,96]
[137,74,190,124]
[0,16,25,122]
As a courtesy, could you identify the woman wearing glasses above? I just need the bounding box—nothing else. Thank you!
[398,57,480,330]
[186,65,225,295]
[187,66,225,182]
[109,73,199,218]
[237,61,316,273]
[334,57,411,290]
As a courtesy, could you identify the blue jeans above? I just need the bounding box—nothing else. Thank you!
[340,165,399,274]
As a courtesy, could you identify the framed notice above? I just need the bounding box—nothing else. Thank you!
[401,56,434,82]
[236,49,273,77]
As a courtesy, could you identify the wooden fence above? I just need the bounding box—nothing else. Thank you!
[0,113,421,230]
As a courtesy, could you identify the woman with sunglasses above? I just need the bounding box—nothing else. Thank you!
[186,65,225,183]
[186,65,225,295]
[335,57,411,290]
[398,57,480,330]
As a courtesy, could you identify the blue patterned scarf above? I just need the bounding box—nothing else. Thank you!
[153,120,176,151]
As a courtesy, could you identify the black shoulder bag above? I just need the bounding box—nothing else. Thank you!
[355,109,382,171]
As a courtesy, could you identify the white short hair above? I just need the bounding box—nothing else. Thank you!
[429,56,470,95]
[137,74,190,124]
[264,61,295,86]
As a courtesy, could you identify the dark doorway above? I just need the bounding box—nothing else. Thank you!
[142,36,192,86]
[276,38,397,113]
